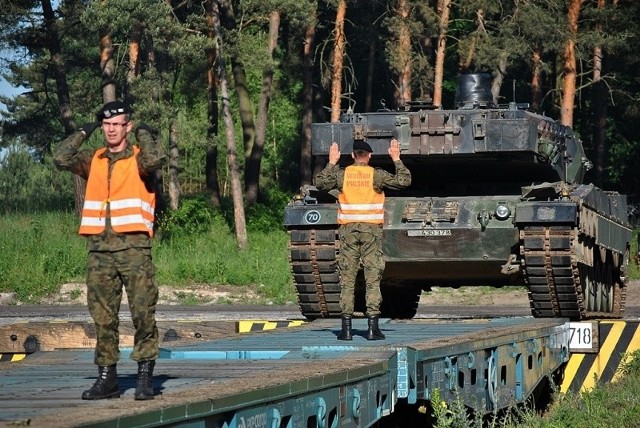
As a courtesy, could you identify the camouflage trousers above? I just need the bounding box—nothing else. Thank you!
[337,222,385,316]
[86,248,159,366]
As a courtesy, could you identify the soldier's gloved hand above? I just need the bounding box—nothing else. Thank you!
[135,123,153,138]
[80,122,100,138]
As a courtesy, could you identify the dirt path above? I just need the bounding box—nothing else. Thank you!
[31,280,640,309]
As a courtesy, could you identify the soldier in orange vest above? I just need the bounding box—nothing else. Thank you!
[53,101,166,400]
[314,139,411,340]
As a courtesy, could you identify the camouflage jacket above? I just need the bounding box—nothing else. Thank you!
[314,160,412,194]
[53,128,166,252]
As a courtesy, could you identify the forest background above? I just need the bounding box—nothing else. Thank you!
[1,0,640,304]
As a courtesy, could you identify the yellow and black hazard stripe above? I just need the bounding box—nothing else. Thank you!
[561,321,640,393]
[0,353,27,363]
[237,320,306,333]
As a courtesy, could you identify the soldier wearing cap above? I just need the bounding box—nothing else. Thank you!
[314,139,411,340]
[53,100,166,400]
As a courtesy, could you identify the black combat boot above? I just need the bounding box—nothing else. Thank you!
[337,314,353,341]
[134,360,156,400]
[367,316,385,340]
[82,364,120,400]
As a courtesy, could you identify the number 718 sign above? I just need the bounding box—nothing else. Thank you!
[568,321,600,353]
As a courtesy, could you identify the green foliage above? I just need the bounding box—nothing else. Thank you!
[82,0,175,43]
[420,350,640,428]
[499,350,640,428]
[155,227,294,304]
[246,187,292,232]
[154,201,295,303]
[617,349,640,378]
[430,388,471,428]
[1,210,296,305]
[0,212,86,302]
[157,195,219,238]
[0,147,75,214]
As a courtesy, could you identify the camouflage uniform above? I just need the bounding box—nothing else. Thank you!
[314,160,411,316]
[53,128,165,366]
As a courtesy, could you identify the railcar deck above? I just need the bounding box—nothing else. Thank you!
[0,317,569,428]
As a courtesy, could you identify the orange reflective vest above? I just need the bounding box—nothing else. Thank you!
[338,165,385,224]
[79,146,156,237]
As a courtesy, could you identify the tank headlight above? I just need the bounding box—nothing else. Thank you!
[495,204,511,220]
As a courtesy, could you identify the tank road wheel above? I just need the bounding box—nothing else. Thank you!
[580,263,597,312]
[581,248,608,313]
[579,245,625,318]
[600,253,615,312]
[617,247,630,315]
[592,249,616,313]
[289,228,342,319]
[618,247,630,288]
[593,257,604,312]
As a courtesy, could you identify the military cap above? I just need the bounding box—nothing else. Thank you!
[96,101,131,120]
[353,140,373,153]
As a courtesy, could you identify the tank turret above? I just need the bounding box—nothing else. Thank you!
[284,73,632,321]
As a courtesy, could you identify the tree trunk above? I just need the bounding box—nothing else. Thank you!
[560,0,582,127]
[365,20,376,112]
[433,0,451,107]
[330,0,347,122]
[491,57,507,105]
[100,32,116,102]
[128,23,143,86]
[245,10,280,206]
[300,7,316,187]
[167,121,180,210]
[220,2,255,159]
[205,0,221,207]
[232,58,256,159]
[212,0,247,249]
[459,8,483,73]
[394,0,412,107]
[592,0,606,187]
[42,0,83,215]
[531,46,543,111]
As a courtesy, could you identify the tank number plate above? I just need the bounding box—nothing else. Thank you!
[304,210,321,224]
[407,229,452,237]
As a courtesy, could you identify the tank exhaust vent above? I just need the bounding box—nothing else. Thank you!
[455,73,495,109]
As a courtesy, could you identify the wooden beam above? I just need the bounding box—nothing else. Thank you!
[0,321,237,353]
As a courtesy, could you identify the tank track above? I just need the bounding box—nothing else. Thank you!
[288,228,421,319]
[289,228,342,319]
[519,225,626,320]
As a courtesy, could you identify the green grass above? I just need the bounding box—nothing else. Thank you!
[154,217,295,304]
[1,211,637,305]
[504,350,640,428]
[0,211,296,304]
[424,350,640,428]
[0,212,87,302]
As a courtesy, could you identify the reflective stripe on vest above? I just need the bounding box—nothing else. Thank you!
[79,147,156,236]
[338,165,385,224]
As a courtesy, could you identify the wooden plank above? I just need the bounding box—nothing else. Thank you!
[0,321,237,353]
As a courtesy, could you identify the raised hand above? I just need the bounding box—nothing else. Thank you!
[329,142,341,165]
[388,138,400,161]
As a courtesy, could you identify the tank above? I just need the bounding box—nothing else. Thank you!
[284,73,632,321]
